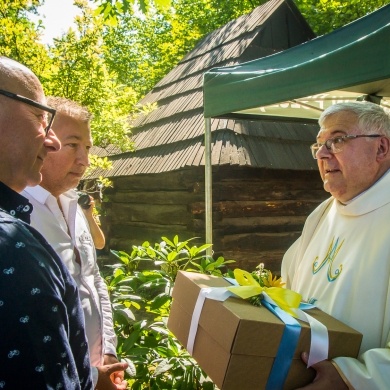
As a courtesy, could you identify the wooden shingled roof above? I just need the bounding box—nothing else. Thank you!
[89,0,319,179]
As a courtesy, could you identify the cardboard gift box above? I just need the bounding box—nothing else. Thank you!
[167,271,363,390]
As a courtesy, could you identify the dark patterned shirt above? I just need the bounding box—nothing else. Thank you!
[0,182,93,389]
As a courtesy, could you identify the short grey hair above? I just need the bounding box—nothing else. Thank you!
[47,96,92,123]
[319,101,390,137]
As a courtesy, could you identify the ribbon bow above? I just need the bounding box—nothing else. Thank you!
[226,269,302,317]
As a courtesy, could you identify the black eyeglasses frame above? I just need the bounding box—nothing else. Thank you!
[0,89,56,136]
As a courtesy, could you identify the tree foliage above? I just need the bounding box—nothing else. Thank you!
[46,1,136,150]
[171,0,265,37]
[103,12,179,96]
[94,0,390,37]
[1,0,389,152]
[0,0,51,77]
[295,0,390,36]
[102,0,266,96]
[92,0,171,24]
[101,0,390,98]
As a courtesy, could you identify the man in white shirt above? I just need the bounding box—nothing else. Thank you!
[22,97,126,390]
[282,101,390,389]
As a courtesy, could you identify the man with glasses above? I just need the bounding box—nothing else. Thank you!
[0,55,94,388]
[0,56,128,389]
[282,101,390,389]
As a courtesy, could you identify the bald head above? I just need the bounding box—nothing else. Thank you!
[0,57,60,192]
[0,56,44,99]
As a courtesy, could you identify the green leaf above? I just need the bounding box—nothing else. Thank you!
[150,294,171,310]
[109,272,125,286]
[150,325,170,336]
[114,307,136,322]
[133,319,148,331]
[202,381,215,390]
[122,357,137,377]
[156,0,171,10]
[142,334,159,348]
[167,251,179,262]
[128,347,150,356]
[118,294,142,301]
[161,236,175,247]
[167,337,180,355]
[196,243,212,253]
[121,330,140,352]
[153,359,174,376]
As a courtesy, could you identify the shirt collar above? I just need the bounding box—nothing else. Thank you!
[23,184,52,205]
[336,169,390,216]
[24,185,79,203]
[0,182,33,224]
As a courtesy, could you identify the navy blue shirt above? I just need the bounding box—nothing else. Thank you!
[0,182,93,389]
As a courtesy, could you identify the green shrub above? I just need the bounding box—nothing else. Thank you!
[106,235,235,389]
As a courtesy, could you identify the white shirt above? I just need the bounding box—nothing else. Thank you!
[22,186,117,385]
[282,170,390,389]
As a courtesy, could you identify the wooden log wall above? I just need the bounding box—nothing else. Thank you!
[99,167,205,252]
[197,166,327,271]
[95,165,328,273]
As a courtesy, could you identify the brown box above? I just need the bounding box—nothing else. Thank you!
[167,271,362,390]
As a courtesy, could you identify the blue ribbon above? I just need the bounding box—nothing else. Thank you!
[263,300,301,390]
[224,276,308,389]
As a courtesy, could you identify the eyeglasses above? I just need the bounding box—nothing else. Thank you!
[310,134,382,159]
[0,89,56,136]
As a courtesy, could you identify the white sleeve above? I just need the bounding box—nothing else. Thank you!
[334,276,390,389]
[91,366,98,388]
[334,346,390,390]
[93,261,118,356]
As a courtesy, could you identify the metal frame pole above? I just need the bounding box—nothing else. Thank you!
[204,117,213,257]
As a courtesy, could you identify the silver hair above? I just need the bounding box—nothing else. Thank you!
[47,96,92,123]
[319,101,390,137]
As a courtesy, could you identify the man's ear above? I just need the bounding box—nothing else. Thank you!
[377,136,390,161]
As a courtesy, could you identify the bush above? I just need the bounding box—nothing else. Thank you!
[106,235,235,389]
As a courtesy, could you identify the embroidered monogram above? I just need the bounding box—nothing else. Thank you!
[312,237,344,281]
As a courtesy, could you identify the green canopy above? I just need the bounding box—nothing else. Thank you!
[203,4,390,119]
[202,4,390,249]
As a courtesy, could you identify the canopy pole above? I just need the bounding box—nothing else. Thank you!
[204,117,213,257]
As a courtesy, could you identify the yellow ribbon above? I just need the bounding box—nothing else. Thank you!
[227,269,302,317]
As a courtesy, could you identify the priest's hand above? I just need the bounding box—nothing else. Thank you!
[295,352,348,390]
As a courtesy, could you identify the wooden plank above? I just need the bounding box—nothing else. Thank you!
[219,131,231,165]
[212,184,327,201]
[221,231,300,251]
[229,131,241,165]
[190,200,322,217]
[214,249,286,272]
[191,142,205,166]
[190,215,306,230]
[111,190,204,205]
[109,203,191,225]
[212,165,320,182]
[112,168,204,191]
[109,227,201,252]
[218,215,306,234]
[211,134,224,165]
[236,135,249,166]
[110,222,192,239]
